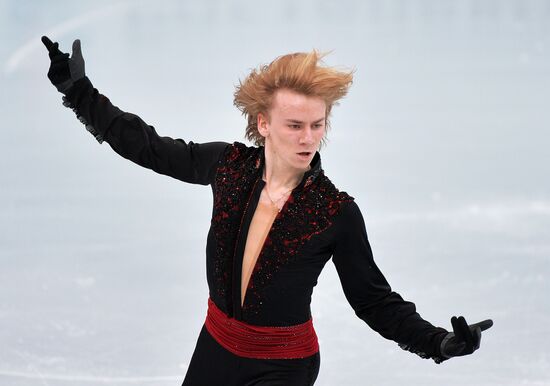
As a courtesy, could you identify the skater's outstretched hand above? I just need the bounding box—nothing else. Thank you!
[440,316,493,359]
[41,35,86,93]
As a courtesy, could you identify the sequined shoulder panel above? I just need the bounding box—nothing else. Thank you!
[210,142,261,312]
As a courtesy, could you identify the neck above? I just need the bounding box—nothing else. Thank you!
[262,147,311,192]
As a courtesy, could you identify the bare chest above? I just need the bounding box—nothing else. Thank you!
[240,188,285,306]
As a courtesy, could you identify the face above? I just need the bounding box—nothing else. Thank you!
[257,88,326,171]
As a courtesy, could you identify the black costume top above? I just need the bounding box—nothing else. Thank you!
[61,76,450,363]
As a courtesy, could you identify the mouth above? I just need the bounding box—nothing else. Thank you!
[297,152,313,161]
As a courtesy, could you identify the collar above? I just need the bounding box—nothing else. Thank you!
[256,146,323,191]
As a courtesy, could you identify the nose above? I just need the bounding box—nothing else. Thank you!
[300,126,314,145]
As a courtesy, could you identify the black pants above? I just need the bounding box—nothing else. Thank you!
[182,323,321,386]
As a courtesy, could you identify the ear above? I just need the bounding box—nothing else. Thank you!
[257,112,269,138]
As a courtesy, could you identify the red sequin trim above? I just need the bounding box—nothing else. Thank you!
[204,297,319,359]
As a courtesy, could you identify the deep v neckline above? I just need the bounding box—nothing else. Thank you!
[240,187,280,308]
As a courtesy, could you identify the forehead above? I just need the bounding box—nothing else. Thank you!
[270,89,326,116]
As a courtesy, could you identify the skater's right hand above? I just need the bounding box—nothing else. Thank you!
[440,316,493,359]
[41,35,86,93]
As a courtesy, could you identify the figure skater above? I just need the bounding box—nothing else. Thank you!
[42,36,493,386]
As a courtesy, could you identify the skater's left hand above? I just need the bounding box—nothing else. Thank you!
[440,316,493,359]
[41,35,86,93]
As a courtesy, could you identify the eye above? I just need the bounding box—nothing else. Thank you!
[289,124,300,129]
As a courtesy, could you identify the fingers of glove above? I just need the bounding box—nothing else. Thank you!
[41,36,57,52]
[471,319,493,332]
[457,316,475,353]
[71,39,83,60]
[47,42,66,60]
[451,316,464,341]
[51,52,70,63]
[451,316,470,349]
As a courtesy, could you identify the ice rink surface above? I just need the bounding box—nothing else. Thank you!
[1,0,549,385]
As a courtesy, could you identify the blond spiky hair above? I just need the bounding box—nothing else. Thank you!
[233,50,354,150]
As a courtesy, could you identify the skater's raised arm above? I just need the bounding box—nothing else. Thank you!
[41,36,229,186]
[331,200,493,363]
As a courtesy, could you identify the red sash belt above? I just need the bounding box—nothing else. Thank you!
[204,297,319,359]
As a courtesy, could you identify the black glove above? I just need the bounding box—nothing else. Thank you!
[440,316,493,359]
[41,35,85,93]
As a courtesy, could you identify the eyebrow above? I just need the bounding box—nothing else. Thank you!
[285,118,325,124]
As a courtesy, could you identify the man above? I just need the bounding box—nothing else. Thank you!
[42,36,493,385]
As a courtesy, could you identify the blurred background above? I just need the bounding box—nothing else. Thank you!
[1,0,549,385]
